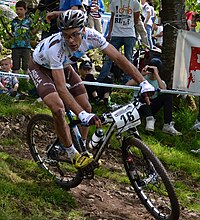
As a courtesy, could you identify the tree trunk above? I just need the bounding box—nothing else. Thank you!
[161,0,185,88]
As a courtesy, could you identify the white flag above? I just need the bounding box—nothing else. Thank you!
[173,30,200,95]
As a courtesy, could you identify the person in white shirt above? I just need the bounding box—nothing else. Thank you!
[97,0,141,83]
[141,0,154,49]
[152,22,163,48]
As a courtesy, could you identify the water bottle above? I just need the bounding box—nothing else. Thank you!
[89,128,104,149]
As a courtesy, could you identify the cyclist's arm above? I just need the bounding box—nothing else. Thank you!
[102,44,145,84]
[126,79,137,86]
[52,68,83,115]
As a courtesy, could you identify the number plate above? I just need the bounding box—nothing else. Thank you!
[111,103,141,132]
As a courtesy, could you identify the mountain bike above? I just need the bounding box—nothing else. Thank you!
[26,98,180,220]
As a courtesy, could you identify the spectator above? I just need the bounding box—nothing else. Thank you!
[141,0,154,49]
[191,97,200,130]
[38,0,60,39]
[82,0,89,13]
[11,1,37,74]
[186,9,197,32]
[0,56,26,99]
[87,0,104,34]
[148,0,156,24]
[26,0,39,14]
[59,0,82,11]
[126,58,182,135]
[79,60,112,108]
[97,0,140,84]
[152,21,163,48]
[135,15,149,47]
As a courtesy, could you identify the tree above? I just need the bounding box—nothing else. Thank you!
[161,0,186,88]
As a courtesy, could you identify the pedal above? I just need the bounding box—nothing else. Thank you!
[79,160,100,179]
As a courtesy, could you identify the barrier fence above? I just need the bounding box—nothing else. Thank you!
[1,71,200,96]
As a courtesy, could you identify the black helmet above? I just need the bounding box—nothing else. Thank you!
[57,10,86,30]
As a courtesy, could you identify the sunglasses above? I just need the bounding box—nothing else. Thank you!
[62,28,83,41]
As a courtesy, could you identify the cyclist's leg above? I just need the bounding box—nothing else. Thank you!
[28,58,73,148]
[29,60,93,168]
[64,65,91,141]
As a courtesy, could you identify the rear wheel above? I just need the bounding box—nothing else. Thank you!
[122,137,180,220]
[26,114,83,189]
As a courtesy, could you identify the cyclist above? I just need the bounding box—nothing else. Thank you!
[29,10,154,169]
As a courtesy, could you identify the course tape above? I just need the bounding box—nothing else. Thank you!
[82,81,200,96]
[0,71,29,79]
[0,71,199,96]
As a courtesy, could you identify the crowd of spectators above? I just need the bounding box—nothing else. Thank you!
[0,0,199,141]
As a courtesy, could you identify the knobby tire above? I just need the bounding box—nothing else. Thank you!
[122,137,180,220]
[26,114,83,190]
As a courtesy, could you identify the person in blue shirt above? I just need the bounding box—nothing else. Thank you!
[59,0,82,11]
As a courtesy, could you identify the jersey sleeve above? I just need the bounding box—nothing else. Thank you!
[86,28,109,50]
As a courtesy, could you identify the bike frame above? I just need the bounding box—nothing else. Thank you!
[66,99,142,164]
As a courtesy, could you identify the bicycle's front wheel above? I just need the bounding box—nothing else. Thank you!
[122,137,180,220]
[26,114,83,189]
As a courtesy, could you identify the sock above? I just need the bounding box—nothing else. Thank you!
[82,139,87,146]
[65,144,79,159]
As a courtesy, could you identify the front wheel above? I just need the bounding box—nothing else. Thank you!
[122,137,180,220]
[26,114,83,189]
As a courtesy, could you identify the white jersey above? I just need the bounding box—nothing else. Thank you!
[33,27,108,69]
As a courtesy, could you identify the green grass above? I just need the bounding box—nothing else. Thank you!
[0,152,81,220]
[0,95,51,116]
